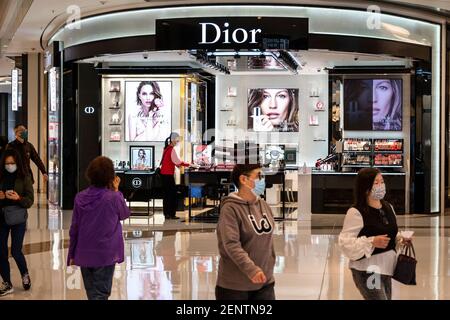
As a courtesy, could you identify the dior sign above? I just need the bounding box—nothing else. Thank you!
[132,178,143,188]
[156,17,309,51]
[199,22,261,45]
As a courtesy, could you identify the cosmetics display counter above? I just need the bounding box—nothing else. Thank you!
[311,171,406,214]
[115,170,162,216]
[185,167,287,221]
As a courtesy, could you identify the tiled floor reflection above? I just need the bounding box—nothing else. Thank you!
[2,198,450,299]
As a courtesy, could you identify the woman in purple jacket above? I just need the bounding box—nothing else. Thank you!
[67,156,130,300]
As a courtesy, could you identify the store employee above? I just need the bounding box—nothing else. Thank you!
[160,133,191,220]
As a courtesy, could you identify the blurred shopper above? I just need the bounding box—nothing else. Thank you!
[338,168,412,300]
[216,164,276,300]
[0,149,34,296]
[7,125,48,184]
[160,132,191,220]
[67,156,130,300]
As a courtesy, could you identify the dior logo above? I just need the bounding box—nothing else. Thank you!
[248,213,273,235]
[132,178,143,188]
[199,22,261,45]
[84,106,95,114]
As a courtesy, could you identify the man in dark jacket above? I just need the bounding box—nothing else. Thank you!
[7,125,48,184]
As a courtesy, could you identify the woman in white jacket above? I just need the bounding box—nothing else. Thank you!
[338,168,412,300]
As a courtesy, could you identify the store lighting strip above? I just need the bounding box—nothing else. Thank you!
[206,50,300,74]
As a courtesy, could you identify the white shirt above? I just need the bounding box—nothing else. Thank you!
[338,207,402,276]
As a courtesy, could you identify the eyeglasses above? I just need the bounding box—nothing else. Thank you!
[379,209,389,225]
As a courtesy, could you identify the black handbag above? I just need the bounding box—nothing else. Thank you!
[2,205,28,226]
[393,242,417,285]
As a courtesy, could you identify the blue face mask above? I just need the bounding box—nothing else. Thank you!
[252,178,266,196]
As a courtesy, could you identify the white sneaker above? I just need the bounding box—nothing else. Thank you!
[0,282,14,296]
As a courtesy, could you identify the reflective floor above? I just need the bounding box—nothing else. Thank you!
[1,194,450,300]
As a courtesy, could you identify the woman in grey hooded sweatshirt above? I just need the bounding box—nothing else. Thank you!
[216,164,276,300]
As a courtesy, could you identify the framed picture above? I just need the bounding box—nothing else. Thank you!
[130,146,155,170]
[125,80,172,142]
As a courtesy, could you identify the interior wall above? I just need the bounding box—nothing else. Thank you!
[215,73,329,167]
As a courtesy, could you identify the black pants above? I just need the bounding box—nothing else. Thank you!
[0,221,28,285]
[215,282,275,300]
[161,174,177,218]
[81,265,115,300]
[351,269,392,300]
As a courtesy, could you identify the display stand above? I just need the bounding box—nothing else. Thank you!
[298,167,312,221]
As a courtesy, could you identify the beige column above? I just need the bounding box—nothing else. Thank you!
[26,53,47,194]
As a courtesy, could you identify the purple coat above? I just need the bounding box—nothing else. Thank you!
[67,187,131,267]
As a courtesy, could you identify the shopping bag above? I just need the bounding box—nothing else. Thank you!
[393,242,417,285]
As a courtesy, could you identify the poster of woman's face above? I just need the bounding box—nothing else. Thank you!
[248,88,299,132]
[125,81,172,141]
[344,79,402,131]
[130,146,154,170]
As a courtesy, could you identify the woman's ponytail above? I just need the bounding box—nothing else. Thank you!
[164,136,171,149]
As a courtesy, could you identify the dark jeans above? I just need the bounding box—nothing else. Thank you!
[81,265,116,300]
[0,220,28,285]
[216,282,275,300]
[351,269,392,300]
[161,174,177,218]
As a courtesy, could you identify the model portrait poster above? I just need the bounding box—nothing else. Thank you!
[344,79,403,131]
[248,88,299,132]
[125,81,172,141]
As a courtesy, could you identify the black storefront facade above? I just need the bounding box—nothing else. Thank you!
[42,4,444,216]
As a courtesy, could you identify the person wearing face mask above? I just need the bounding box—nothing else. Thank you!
[0,149,34,296]
[6,125,48,185]
[215,164,276,300]
[338,168,412,300]
[159,133,191,220]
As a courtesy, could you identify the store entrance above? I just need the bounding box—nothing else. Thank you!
[68,47,430,218]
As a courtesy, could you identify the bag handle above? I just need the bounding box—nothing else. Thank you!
[403,242,416,259]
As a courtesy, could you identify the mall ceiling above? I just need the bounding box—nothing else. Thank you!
[0,0,449,77]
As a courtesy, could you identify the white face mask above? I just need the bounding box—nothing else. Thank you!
[5,164,17,173]
[370,183,386,200]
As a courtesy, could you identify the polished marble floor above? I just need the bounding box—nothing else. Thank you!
[1,194,450,300]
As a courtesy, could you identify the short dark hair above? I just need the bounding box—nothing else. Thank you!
[0,148,28,181]
[231,164,262,189]
[353,167,382,213]
[86,156,115,188]
[14,124,26,131]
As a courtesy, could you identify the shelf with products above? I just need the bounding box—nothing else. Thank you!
[373,139,403,152]
[343,138,372,152]
[342,138,404,169]
[373,153,403,167]
[342,153,371,167]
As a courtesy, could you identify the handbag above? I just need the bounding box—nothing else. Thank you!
[393,242,417,285]
[152,148,169,189]
[2,205,28,226]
